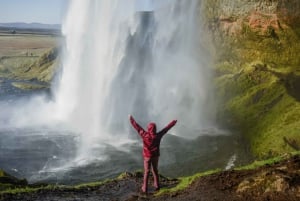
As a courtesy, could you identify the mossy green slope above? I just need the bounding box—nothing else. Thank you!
[210,8,300,158]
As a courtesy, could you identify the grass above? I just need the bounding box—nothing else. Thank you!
[0,34,59,57]
[0,180,106,195]
[213,18,300,158]
[156,151,300,196]
[0,185,57,195]
[0,47,60,83]
[73,179,112,189]
[0,33,61,83]
[156,154,283,196]
[156,169,220,196]
[217,65,300,158]
[235,151,300,171]
[1,152,300,197]
[0,171,134,195]
[234,155,282,171]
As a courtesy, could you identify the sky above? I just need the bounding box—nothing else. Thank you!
[0,0,69,24]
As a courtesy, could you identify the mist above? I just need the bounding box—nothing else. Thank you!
[0,1,256,185]
[0,0,214,163]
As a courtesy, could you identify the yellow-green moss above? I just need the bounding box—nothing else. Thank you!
[156,152,300,196]
[235,151,300,171]
[213,14,300,158]
[0,185,58,195]
[2,152,299,197]
[216,63,300,158]
[156,169,220,196]
[0,171,132,195]
[73,179,111,189]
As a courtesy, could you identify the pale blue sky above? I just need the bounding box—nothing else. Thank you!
[0,0,69,24]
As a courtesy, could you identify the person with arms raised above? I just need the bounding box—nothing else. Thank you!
[129,115,177,193]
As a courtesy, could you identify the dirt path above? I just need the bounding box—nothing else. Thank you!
[1,155,300,201]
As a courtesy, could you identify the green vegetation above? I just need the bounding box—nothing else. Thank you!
[0,34,60,84]
[0,170,134,195]
[202,0,300,157]
[1,153,299,197]
[156,151,300,196]
[156,169,220,196]
[212,12,300,158]
[234,151,300,171]
[0,185,57,195]
[0,48,58,83]
[73,179,112,189]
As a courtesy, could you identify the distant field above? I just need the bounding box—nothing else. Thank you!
[0,28,62,57]
[0,28,62,82]
[0,26,61,35]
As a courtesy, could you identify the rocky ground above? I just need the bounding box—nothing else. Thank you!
[153,155,300,201]
[1,155,299,201]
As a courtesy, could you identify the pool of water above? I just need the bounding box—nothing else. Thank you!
[0,79,253,184]
[0,127,253,184]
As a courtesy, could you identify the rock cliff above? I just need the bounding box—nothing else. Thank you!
[202,0,300,158]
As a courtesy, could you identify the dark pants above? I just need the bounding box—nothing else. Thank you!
[142,156,159,193]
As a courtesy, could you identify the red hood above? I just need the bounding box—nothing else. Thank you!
[130,116,177,158]
[147,122,156,135]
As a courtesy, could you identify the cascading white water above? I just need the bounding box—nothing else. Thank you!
[0,1,255,184]
[55,0,213,159]
[55,1,133,146]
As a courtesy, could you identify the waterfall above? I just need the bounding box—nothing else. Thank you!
[0,1,256,184]
[54,0,213,158]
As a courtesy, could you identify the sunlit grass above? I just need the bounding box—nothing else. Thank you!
[235,151,300,171]
[156,151,300,196]
[156,169,220,196]
[0,185,58,195]
[0,171,131,195]
[74,179,111,189]
[214,21,300,158]
[2,152,300,197]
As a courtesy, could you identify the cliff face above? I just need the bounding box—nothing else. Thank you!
[202,0,300,158]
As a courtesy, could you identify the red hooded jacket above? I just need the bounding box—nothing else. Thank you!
[130,116,177,158]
